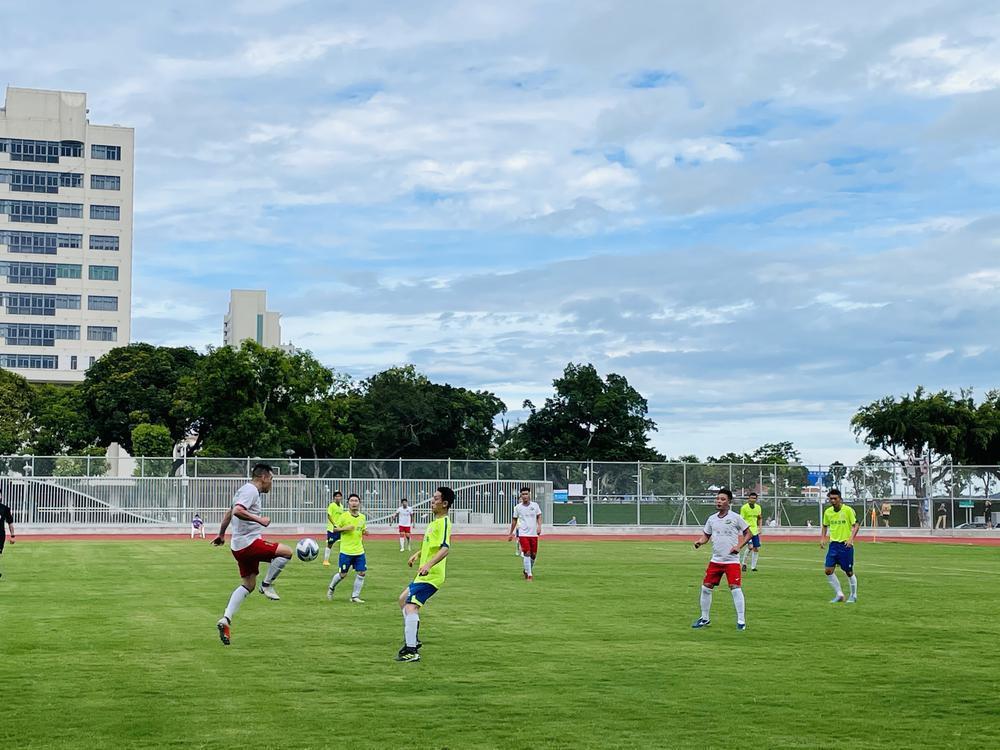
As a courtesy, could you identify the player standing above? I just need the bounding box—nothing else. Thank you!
[211,464,293,645]
[395,498,413,552]
[692,488,751,631]
[507,487,542,580]
[820,489,859,603]
[326,493,368,603]
[396,486,454,663]
[0,494,15,580]
[739,492,763,571]
[322,490,345,567]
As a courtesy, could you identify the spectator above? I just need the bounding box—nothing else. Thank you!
[806,519,814,528]
[879,501,892,528]
[935,503,948,529]
[191,513,206,539]
[566,516,578,526]
[986,498,993,529]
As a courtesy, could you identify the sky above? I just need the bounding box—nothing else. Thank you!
[3,0,999,464]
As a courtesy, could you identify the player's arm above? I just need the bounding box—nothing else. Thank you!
[819,523,829,548]
[212,509,233,545]
[4,514,14,543]
[693,531,711,549]
[417,544,449,577]
[506,515,518,541]
[536,512,543,537]
[232,503,270,527]
[846,521,860,547]
[731,526,750,554]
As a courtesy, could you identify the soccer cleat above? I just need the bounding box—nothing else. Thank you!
[751,568,758,572]
[259,584,280,601]
[691,618,711,629]
[527,575,533,581]
[395,647,421,662]
[350,596,365,604]
[322,559,331,567]
[737,622,747,631]
[846,595,857,604]
[216,617,231,646]
[830,594,845,604]
[741,564,747,572]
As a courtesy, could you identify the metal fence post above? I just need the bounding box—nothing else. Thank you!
[682,462,688,525]
[349,457,353,479]
[447,458,452,480]
[636,460,642,525]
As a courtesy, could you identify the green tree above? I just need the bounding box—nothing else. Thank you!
[511,363,662,461]
[824,461,847,490]
[0,369,34,455]
[29,384,99,455]
[81,344,202,451]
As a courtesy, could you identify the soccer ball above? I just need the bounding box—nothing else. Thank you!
[296,537,319,562]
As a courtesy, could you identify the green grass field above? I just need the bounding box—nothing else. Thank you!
[1,538,998,749]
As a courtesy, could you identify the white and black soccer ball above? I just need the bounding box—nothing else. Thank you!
[296,537,319,562]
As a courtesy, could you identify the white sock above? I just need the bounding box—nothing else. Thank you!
[352,575,365,598]
[827,573,843,597]
[523,556,532,576]
[224,585,251,622]
[329,571,344,590]
[323,547,331,562]
[751,551,759,569]
[849,575,858,597]
[399,536,405,551]
[404,611,420,647]
[263,556,288,585]
[731,587,746,624]
[700,585,713,621]
[190,529,195,538]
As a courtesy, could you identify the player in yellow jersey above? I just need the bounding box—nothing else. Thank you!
[322,490,344,567]
[326,493,368,603]
[820,489,859,603]
[739,492,763,572]
[396,486,454,663]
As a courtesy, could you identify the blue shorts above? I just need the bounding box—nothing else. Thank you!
[825,541,854,571]
[338,553,366,573]
[749,534,761,549]
[326,530,341,544]
[406,582,438,607]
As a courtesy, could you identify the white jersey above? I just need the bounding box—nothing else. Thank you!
[513,501,543,537]
[397,506,413,526]
[703,510,749,564]
[230,483,264,552]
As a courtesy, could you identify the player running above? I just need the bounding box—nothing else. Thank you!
[322,490,345,567]
[326,493,368,603]
[395,498,413,552]
[692,488,751,631]
[211,464,293,646]
[739,493,763,571]
[0,494,15,580]
[507,487,542,580]
[396,486,454,663]
[820,488,860,603]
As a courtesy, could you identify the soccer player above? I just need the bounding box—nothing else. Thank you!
[211,464,293,646]
[0,494,15,580]
[739,492,763,571]
[395,498,413,552]
[396,486,454,663]
[326,493,368,603]
[323,490,345,567]
[190,513,205,539]
[692,488,751,631]
[507,487,542,580]
[820,488,859,603]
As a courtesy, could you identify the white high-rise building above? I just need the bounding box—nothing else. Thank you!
[223,289,282,348]
[0,87,133,383]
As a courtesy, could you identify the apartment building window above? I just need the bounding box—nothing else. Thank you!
[87,325,117,342]
[0,353,58,369]
[0,200,83,223]
[89,235,119,251]
[89,356,96,367]
[3,293,81,315]
[0,323,79,346]
[1,231,82,253]
[61,142,83,158]
[1,262,82,285]
[90,174,120,190]
[6,139,60,163]
[89,204,120,221]
[0,169,83,193]
[88,265,118,281]
[91,144,121,160]
[70,355,78,370]
[87,295,118,311]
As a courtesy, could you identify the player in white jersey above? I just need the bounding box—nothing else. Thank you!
[507,487,543,580]
[692,488,751,631]
[395,498,413,551]
[211,464,293,645]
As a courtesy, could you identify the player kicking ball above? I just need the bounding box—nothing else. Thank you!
[507,487,542,579]
[396,487,454,663]
[212,464,293,645]
[820,488,859,603]
[692,488,751,631]
[326,493,368,603]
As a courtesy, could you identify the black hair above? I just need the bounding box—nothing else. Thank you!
[520,486,531,494]
[828,488,842,498]
[748,492,758,499]
[717,488,733,501]
[348,493,361,501]
[251,463,273,478]
[438,486,455,507]
[333,490,343,498]
[401,498,408,504]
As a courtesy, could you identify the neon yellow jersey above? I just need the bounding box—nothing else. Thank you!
[740,503,762,534]
[326,502,344,532]
[338,512,366,555]
[823,505,857,543]
[416,514,453,589]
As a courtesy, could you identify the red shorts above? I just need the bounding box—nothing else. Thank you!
[399,526,411,534]
[518,536,539,556]
[703,561,742,588]
[232,538,279,578]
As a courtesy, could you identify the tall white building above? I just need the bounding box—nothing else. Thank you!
[223,289,282,348]
[0,87,133,383]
